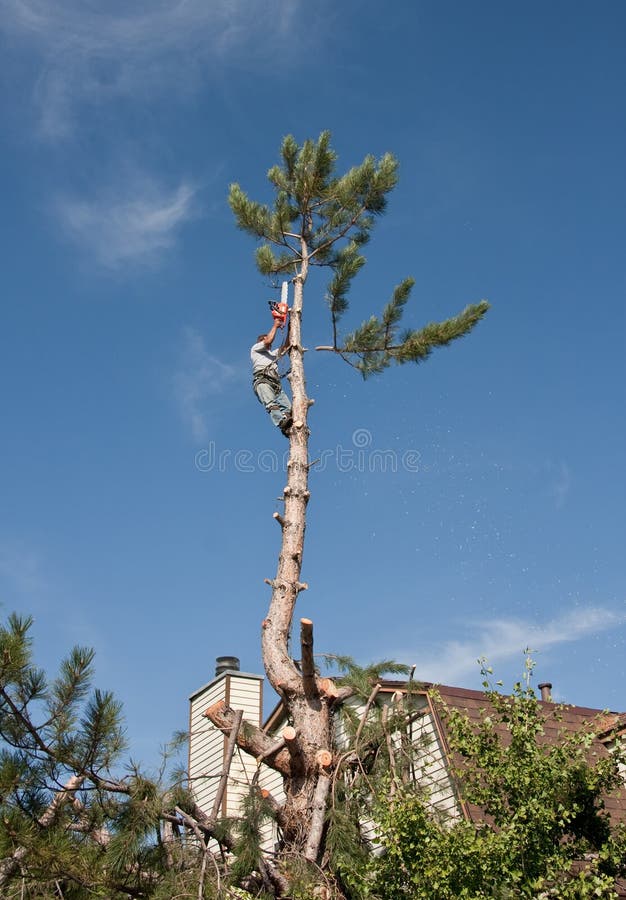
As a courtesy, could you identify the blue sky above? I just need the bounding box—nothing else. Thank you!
[1,0,625,772]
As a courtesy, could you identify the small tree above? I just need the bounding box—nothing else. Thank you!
[365,659,626,899]
[0,612,207,898]
[205,132,489,879]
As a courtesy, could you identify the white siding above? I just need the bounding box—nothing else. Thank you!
[257,763,285,852]
[228,678,263,727]
[409,710,460,820]
[189,672,263,818]
[334,692,461,840]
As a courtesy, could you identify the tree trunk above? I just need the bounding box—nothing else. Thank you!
[258,256,334,857]
[203,248,336,868]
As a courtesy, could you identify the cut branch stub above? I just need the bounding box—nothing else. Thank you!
[299,618,318,699]
[315,749,333,770]
[318,677,339,701]
[259,788,285,821]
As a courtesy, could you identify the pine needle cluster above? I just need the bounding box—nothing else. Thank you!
[229,130,489,376]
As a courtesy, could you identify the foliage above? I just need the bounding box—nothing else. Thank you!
[318,657,426,897]
[230,130,489,376]
[360,657,626,899]
[228,787,278,892]
[5,616,624,900]
[0,612,212,898]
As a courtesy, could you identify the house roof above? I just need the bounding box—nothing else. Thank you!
[425,683,626,826]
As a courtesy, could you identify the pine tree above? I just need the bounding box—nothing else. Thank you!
[205,131,489,885]
[0,613,200,898]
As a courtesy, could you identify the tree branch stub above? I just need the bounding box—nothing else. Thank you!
[299,618,318,699]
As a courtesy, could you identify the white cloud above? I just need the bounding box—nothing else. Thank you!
[173,327,240,441]
[409,606,626,685]
[1,0,305,140]
[54,178,196,267]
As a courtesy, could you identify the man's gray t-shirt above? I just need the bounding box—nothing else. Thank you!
[250,341,279,379]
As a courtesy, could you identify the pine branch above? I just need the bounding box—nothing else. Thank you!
[341,298,490,377]
[0,683,55,758]
[0,775,86,887]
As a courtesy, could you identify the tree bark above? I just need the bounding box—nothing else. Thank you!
[255,261,335,855]
[304,769,332,863]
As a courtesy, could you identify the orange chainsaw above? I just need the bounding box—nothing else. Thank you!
[268,300,289,329]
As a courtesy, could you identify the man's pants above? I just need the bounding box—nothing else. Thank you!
[254,380,291,427]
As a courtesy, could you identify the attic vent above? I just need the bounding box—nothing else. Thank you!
[215,656,240,677]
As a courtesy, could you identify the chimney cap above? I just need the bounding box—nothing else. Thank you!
[215,656,240,677]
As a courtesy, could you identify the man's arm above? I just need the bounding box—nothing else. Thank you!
[262,321,280,348]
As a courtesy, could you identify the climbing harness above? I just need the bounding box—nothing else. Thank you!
[252,368,282,393]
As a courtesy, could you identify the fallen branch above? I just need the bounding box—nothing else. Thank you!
[175,806,207,847]
[255,736,286,765]
[355,683,381,746]
[210,708,243,821]
[204,700,292,776]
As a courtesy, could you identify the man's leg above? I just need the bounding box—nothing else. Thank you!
[273,387,291,422]
[254,382,290,428]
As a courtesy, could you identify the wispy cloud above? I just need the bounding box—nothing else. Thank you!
[2,0,305,140]
[409,606,626,685]
[173,327,240,441]
[53,178,196,268]
[2,0,311,267]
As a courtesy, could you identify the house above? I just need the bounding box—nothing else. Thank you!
[189,659,626,889]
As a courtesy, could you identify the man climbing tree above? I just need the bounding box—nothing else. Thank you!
[206,131,490,890]
[251,315,292,437]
